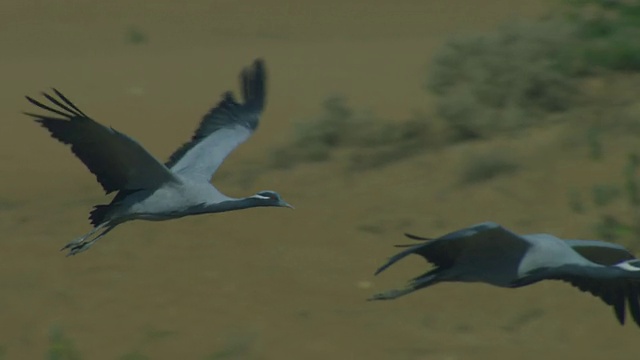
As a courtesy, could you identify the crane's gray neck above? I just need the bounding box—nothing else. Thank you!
[197,196,265,214]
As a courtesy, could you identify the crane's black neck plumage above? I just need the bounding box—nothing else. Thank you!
[192,196,273,214]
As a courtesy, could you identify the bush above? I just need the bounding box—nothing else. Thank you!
[426,19,581,141]
[459,150,518,184]
[269,96,434,170]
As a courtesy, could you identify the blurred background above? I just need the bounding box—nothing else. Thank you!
[1,0,640,359]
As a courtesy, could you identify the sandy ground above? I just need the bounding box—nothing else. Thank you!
[2,1,639,359]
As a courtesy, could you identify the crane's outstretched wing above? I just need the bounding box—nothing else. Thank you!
[25,89,179,194]
[166,59,266,182]
[374,222,529,275]
[546,262,640,327]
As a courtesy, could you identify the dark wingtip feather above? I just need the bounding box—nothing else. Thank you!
[241,58,266,111]
[52,88,87,116]
[627,286,640,327]
[25,92,74,118]
[613,292,626,325]
[404,233,432,241]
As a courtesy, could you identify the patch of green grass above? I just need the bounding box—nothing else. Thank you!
[47,326,81,360]
[591,184,621,207]
[570,151,640,250]
[125,26,149,45]
[564,0,640,71]
[270,96,434,170]
[426,19,580,141]
[593,215,633,242]
[269,95,353,169]
[586,126,603,160]
[567,188,586,213]
[625,153,640,206]
[426,1,640,141]
[119,351,150,360]
[205,333,257,360]
[459,150,519,184]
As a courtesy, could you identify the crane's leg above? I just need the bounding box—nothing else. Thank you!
[61,222,116,256]
[61,223,107,250]
[368,287,419,300]
[368,271,441,301]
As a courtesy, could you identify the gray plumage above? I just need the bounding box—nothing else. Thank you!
[370,222,640,327]
[25,59,292,256]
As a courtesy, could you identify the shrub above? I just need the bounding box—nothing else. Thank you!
[458,150,518,184]
[269,97,434,170]
[427,19,582,141]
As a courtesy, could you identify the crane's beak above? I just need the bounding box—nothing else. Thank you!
[280,200,295,209]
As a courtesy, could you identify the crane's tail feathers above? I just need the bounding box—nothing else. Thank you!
[374,242,425,276]
[404,233,432,241]
[61,222,116,256]
[89,205,111,226]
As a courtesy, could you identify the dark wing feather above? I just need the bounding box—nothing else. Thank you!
[166,59,266,181]
[628,285,640,325]
[26,89,178,194]
[375,222,528,275]
[547,265,640,327]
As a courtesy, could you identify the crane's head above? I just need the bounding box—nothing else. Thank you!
[253,190,294,209]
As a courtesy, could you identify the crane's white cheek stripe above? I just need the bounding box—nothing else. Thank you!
[616,262,640,271]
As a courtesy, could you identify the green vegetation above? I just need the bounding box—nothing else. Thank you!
[119,351,150,360]
[426,19,580,141]
[424,0,640,142]
[564,0,640,72]
[591,183,620,207]
[125,26,149,45]
[568,151,640,250]
[266,1,640,174]
[567,188,586,213]
[47,326,81,360]
[458,150,518,184]
[269,96,434,171]
[586,126,603,160]
[204,333,257,360]
[46,326,256,360]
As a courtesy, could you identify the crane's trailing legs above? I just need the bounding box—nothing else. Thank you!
[61,222,117,256]
[369,272,440,300]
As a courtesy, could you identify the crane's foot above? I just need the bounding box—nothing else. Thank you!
[60,223,114,256]
[64,240,97,256]
[60,238,90,256]
[367,287,415,301]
